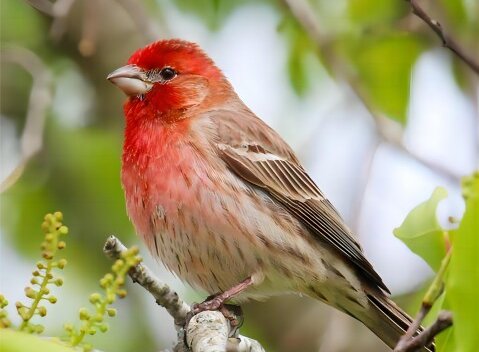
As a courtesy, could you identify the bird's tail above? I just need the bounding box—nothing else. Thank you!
[353,289,435,352]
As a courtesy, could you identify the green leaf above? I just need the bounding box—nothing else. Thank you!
[446,172,479,351]
[0,0,46,47]
[0,329,75,352]
[280,17,315,96]
[348,0,403,27]
[172,0,264,30]
[351,34,423,124]
[287,30,311,95]
[393,187,448,271]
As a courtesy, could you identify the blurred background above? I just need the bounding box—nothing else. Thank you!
[1,0,477,351]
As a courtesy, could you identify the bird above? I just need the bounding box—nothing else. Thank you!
[107,39,432,351]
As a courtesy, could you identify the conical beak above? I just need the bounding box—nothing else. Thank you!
[107,65,153,96]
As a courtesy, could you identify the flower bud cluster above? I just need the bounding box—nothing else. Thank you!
[0,294,11,328]
[65,245,141,349]
[13,212,68,333]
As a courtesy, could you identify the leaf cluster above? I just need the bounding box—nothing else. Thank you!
[394,171,479,351]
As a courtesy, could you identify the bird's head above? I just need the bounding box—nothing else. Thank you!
[108,39,228,122]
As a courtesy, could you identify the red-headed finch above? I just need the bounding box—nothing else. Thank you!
[108,39,432,351]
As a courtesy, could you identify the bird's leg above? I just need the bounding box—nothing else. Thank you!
[190,277,253,327]
[193,276,253,312]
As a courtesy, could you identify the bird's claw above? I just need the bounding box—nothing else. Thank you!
[220,304,244,330]
[192,296,223,314]
[185,298,244,331]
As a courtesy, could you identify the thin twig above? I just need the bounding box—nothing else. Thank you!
[0,46,52,193]
[49,0,76,41]
[114,0,164,42]
[103,236,265,352]
[394,250,453,351]
[78,0,99,57]
[406,0,479,75]
[395,311,453,352]
[26,0,55,16]
[27,0,77,41]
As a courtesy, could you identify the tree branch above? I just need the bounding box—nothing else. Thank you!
[406,0,479,75]
[0,46,52,193]
[394,249,453,351]
[103,236,265,352]
[114,0,165,43]
[395,311,453,352]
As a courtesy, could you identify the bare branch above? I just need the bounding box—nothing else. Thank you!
[406,0,479,75]
[0,46,52,193]
[394,311,453,352]
[103,236,265,352]
[394,249,453,351]
[114,0,165,42]
[49,0,76,41]
[26,0,55,16]
[27,0,164,45]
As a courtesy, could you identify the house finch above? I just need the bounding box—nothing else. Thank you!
[108,39,432,351]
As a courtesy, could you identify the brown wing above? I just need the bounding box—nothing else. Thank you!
[211,109,389,293]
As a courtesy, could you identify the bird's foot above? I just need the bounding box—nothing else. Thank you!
[189,298,243,328]
[192,294,223,314]
[185,277,253,330]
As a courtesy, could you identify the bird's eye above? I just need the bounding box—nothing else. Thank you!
[159,67,177,81]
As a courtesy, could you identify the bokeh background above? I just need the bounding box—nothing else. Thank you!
[1,0,478,351]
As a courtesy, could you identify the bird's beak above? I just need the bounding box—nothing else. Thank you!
[107,65,153,96]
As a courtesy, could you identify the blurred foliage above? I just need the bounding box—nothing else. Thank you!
[347,0,404,27]
[394,172,479,352]
[278,17,316,95]
[1,0,478,351]
[0,329,75,352]
[349,33,423,123]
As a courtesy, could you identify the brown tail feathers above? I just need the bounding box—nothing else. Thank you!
[360,290,435,352]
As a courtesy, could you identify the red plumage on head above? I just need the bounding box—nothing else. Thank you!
[127,39,222,80]
[123,39,227,124]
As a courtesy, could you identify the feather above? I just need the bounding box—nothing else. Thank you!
[211,108,389,293]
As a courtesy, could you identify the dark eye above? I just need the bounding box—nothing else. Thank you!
[159,67,177,81]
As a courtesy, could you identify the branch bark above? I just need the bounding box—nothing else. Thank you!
[103,236,265,352]
[103,236,190,327]
[395,311,453,352]
[405,0,479,75]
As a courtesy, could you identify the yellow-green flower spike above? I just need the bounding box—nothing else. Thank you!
[0,294,11,328]
[17,212,68,333]
[64,242,142,349]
